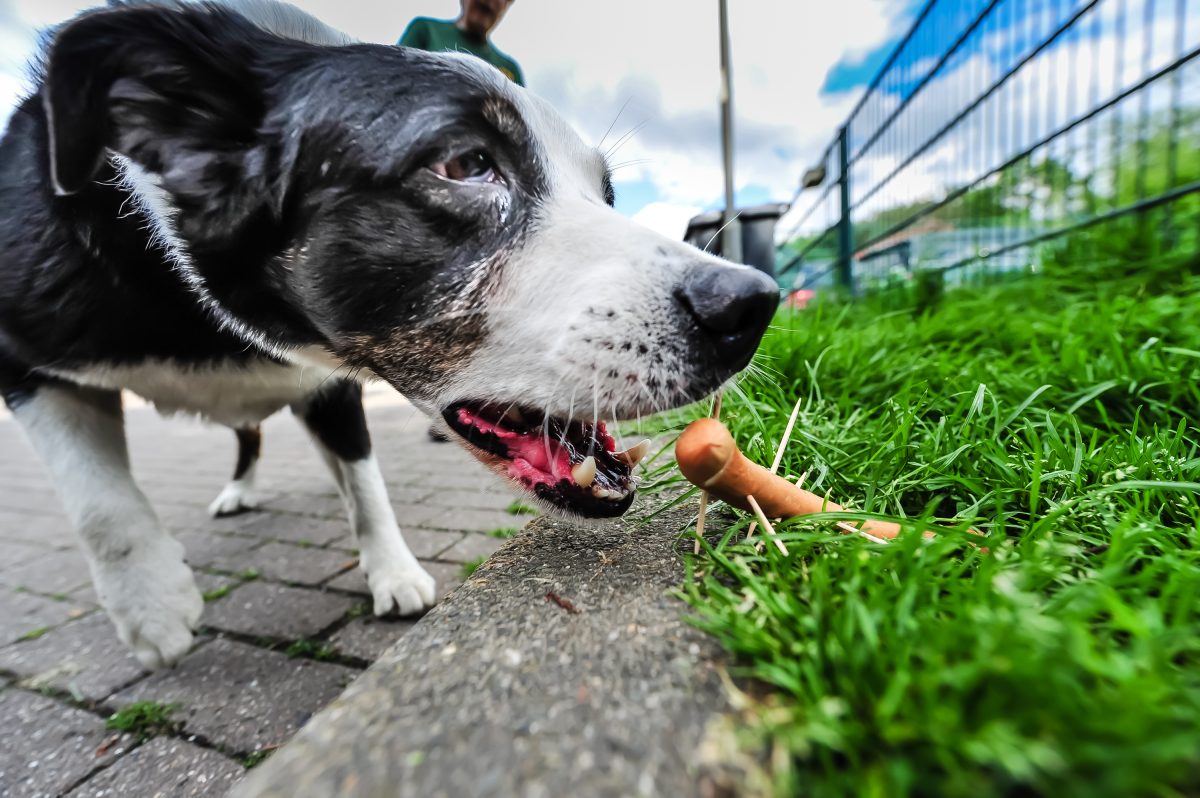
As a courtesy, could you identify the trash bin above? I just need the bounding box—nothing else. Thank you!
[683,202,789,278]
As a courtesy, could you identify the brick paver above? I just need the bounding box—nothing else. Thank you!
[438,532,509,563]
[63,737,244,798]
[110,638,357,753]
[0,613,146,702]
[217,541,355,586]
[328,617,418,662]
[0,690,133,798]
[174,529,265,571]
[223,509,350,546]
[0,589,92,646]
[0,549,94,596]
[0,386,533,795]
[201,580,357,640]
[420,506,523,534]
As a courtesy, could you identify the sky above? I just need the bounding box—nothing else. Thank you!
[802,0,1199,239]
[0,0,916,239]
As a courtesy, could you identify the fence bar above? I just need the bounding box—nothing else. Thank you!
[836,126,854,293]
[774,0,1200,300]
[855,44,1200,256]
[940,178,1200,274]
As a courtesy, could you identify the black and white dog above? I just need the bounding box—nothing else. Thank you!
[0,0,777,668]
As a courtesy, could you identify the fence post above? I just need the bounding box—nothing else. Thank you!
[836,125,854,294]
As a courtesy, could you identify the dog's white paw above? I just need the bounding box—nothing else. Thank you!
[364,559,437,617]
[94,539,204,669]
[207,481,258,517]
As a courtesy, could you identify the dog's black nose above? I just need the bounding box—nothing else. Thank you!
[675,266,779,370]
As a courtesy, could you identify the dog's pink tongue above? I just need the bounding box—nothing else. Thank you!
[507,436,572,481]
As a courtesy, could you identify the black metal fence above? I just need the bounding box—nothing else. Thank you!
[776,0,1200,298]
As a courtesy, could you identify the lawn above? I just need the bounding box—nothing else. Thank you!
[653,247,1200,796]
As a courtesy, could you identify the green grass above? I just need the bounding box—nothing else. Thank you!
[284,639,337,661]
[18,626,50,641]
[460,556,486,579]
[487,526,520,539]
[105,701,180,741]
[242,749,272,769]
[201,584,233,602]
[505,500,539,516]
[667,252,1200,796]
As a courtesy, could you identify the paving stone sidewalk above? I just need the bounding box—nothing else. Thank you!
[0,385,531,798]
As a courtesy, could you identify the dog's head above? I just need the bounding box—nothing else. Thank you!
[42,1,778,517]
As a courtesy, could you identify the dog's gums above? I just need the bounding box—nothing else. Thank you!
[443,402,638,517]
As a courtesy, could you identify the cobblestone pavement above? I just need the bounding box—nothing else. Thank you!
[0,386,532,797]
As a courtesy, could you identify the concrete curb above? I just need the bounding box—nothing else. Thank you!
[231,504,732,798]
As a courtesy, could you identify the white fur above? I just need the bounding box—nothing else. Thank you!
[303,436,436,616]
[434,77,757,422]
[44,358,342,427]
[13,386,203,669]
[208,461,258,517]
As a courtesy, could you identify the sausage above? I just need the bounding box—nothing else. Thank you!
[676,417,910,541]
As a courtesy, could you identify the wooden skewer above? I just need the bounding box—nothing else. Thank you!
[747,399,804,541]
[769,397,803,476]
[694,491,709,555]
[746,495,789,555]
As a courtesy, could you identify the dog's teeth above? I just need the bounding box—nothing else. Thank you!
[615,439,651,468]
[590,485,628,500]
[572,456,597,487]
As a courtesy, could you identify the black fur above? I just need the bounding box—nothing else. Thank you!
[295,379,371,462]
[0,3,549,407]
[232,425,261,480]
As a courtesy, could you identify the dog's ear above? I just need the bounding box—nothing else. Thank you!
[43,5,269,196]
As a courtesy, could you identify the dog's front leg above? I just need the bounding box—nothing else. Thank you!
[11,383,202,668]
[293,380,436,616]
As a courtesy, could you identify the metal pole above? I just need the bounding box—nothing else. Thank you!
[718,0,742,263]
[836,125,854,293]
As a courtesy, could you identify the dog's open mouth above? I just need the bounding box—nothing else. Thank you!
[442,401,647,518]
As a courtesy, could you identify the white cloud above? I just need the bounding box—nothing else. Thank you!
[303,1,911,211]
[631,200,703,240]
[0,0,912,219]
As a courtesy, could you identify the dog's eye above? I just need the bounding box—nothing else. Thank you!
[429,150,500,184]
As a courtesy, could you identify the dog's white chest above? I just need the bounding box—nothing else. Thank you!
[44,359,339,426]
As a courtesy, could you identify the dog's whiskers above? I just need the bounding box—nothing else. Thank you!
[597,97,633,151]
[540,373,568,472]
[703,210,744,253]
[607,159,652,172]
[559,386,578,454]
[603,119,648,160]
[588,372,600,458]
